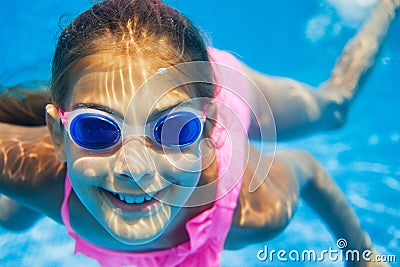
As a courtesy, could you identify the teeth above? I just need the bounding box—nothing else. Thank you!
[135,196,145,204]
[111,191,153,205]
[124,195,135,204]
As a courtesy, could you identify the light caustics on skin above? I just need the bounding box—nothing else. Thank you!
[238,158,299,230]
[0,127,64,184]
[123,61,278,207]
[66,57,277,245]
[71,152,172,244]
[65,56,204,244]
[103,185,173,244]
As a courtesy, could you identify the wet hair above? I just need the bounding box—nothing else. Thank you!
[50,0,213,107]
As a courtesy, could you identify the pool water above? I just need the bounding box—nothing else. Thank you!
[1,1,399,266]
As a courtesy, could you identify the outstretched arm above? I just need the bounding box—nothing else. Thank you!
[0,123,66,224]
[227,147,383,266]
[244,0,399,141]
[0,82,49,126]
[323,0,399,95]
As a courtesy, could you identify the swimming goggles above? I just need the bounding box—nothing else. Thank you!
[59,108,205,150]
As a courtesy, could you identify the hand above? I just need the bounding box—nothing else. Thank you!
[383,0,399,11]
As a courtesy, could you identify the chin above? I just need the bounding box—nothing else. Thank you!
[101,203,173,246]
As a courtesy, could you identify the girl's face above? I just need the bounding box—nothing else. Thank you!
[56,54,215,246]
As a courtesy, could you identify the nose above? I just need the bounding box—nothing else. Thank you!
[113,139,155,184]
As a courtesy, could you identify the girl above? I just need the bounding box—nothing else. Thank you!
[0,0,398,266]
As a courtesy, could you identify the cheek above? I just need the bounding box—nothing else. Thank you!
[70,157,108,178]
[153,149,202,187]
[65,142,113,182]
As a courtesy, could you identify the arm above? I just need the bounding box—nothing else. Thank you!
[0,82,49,126]
[244,0,399,141]
[323,0,399,94]
[226,147,373,264]
[0,123,66,223]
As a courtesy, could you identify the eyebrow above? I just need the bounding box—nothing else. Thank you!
[72,95,195,120]
[147,103,183,122]
[73,103,124,119]
[150,92,192,116]
[72,102,185,122]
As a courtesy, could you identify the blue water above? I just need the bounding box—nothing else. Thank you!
[0,1,399,266]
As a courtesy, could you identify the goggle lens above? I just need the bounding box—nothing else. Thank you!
[70,114,121,150]
[153,111,202,148]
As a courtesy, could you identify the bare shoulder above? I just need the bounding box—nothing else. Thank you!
[225,145,300,249]
[0,123,66,223]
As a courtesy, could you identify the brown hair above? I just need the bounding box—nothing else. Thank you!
[50,0,213,107]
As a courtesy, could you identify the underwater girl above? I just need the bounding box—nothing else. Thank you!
[0,0,399,266]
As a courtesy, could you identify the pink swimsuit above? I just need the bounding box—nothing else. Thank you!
[61,47,251,267]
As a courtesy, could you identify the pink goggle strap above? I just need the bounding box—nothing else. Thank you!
[58,108,69,125]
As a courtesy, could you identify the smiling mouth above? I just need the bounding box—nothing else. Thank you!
[102,189,163,213]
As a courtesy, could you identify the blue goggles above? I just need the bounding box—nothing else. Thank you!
[59,108,205,150]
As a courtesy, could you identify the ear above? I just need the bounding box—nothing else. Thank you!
[45,104,67,162]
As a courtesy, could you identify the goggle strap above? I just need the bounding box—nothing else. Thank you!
[201,108,207,123]
[58,108,69,125]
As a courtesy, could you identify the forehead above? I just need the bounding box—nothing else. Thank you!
[66,54,190,114]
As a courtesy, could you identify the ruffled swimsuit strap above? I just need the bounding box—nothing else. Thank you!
[61,172,74,234]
